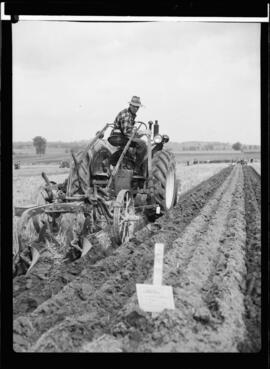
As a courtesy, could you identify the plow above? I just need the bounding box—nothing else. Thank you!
[13,120,178,276]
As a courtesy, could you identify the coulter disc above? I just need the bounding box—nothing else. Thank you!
[113,189,135,245]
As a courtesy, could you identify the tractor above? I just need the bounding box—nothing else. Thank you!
[13,120,178,276]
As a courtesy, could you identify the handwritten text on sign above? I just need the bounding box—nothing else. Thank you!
[136,284,175,312]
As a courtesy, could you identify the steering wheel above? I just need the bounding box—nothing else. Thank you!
[135,121,147,130]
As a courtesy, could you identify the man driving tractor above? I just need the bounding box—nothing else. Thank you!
[109,96,147,170]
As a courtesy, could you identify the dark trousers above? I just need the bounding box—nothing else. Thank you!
[131,137,147,166]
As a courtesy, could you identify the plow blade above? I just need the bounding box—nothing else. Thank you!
[81,237,93,257]
[14,202,86,275]
[26,247,41,275]
[16,202,85,251]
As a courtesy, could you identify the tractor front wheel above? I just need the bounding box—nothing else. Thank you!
[152,150,179,212]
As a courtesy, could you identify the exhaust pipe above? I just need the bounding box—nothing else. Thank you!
[153,120,159,136]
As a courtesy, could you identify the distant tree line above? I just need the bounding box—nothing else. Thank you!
[241,144,260,151]
[168,142,260,152]
[231,142,260,151]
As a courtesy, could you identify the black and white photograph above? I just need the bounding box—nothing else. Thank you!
[9,11,264,355]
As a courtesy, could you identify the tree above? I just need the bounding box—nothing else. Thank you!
[33,136,47,155]
[232,142,242,151]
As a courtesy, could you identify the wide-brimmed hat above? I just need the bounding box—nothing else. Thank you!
[129,96,143,107]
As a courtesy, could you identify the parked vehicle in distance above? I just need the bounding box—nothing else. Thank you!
[59,160,70,168]
[14,161,20,169]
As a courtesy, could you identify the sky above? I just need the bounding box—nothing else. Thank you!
[13,21,261,145]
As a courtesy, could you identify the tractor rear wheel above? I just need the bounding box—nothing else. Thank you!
[66,139,113,196]
[152,150,178,212]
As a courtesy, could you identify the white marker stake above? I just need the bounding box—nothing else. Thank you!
[136,243,175,313]
[153,243,164,285]
[152,243,164,318]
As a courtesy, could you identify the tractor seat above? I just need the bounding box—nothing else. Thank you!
[108,132,136,148]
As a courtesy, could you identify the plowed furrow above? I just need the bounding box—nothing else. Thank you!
[13,166,233,351]
[13,166,233,321]
[13,239,108,320]
[237,165,261,352]
[103,165,248,352]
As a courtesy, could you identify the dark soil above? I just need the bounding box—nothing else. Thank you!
[13,165,261,352]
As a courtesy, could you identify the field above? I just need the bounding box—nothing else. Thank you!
[175,162,232,194]
[13,162,231,207]
[13,165,69,206]
[13,147,70,165]
[174,150,260,163]
[13,146,260,166]
[13,161,261,353]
